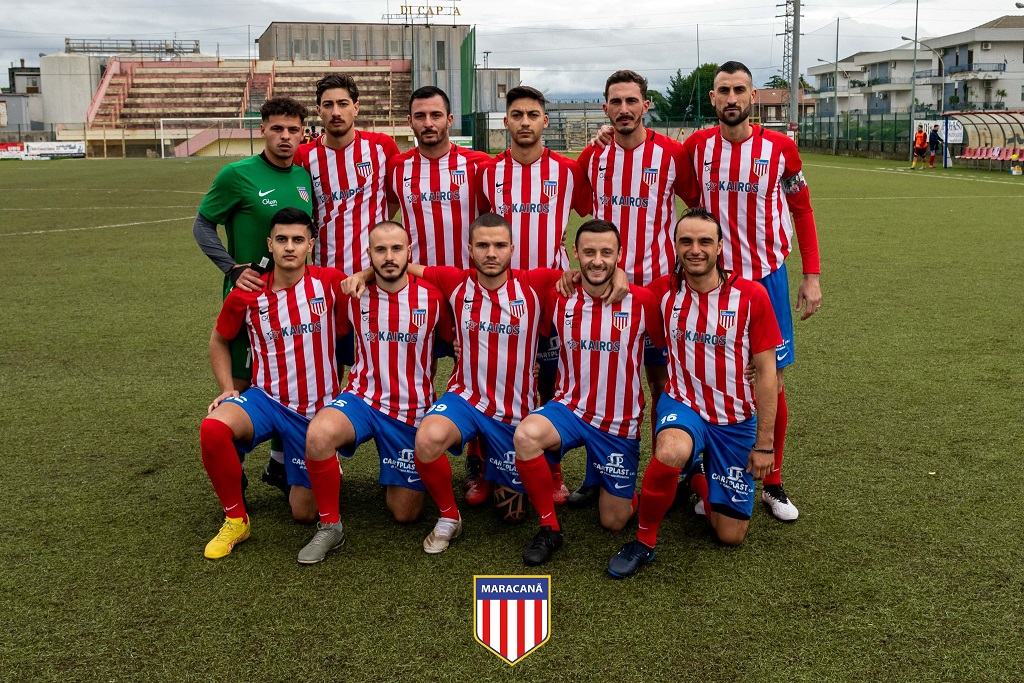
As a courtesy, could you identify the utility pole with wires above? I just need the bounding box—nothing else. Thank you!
[777,0,801,134]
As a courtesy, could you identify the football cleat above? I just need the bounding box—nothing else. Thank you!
[523,526,563,566]
[694,499,706,516]
[261,458,289,494]
[567,483,599,509]
[762,483,799,522]
[204,516,250,559]
[608,540,656,578]
[423,517,463,554]
[552,475,570,506]
[464,477,493,507]
[297,522,346,564]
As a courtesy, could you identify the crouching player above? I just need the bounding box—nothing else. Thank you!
[608,208,780,578]
[297,222,451,564]
[199,208,343,559]
[513,219,665,566]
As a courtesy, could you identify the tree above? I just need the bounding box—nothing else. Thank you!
[996,88,1008,103]
[649,63,720,122]
[762,74,812,90]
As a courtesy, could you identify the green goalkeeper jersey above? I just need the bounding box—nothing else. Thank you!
[198,154,313,294]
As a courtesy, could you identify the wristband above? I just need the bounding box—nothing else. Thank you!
[753,447,775,454]
[227,264,248,285]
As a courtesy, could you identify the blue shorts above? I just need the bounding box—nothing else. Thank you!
[224,388,311,488]
[535,401,640,498]
[654,394,757,520]
[425,392,533,493]
[757,263,795,370]
[335,330,355,369]
[644,336,668,367]
[322,392,424,491]
[536,332,560,391]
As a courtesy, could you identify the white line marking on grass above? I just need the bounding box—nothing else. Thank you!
[805,163,1024,187]
[0,216,192,237]
[0,206,196,211]
[814,195,1007,200]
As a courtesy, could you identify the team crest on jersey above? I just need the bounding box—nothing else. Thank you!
[542,180,558,198]
[474,575,550,666]
[309,297,326,317]
[297,186,310,202]
[718,309,736,330]
[642,167,658,185]
[753,159,770,177]
[612,311,630,331]
[411,308,427,327]
[450,169,466,186]
[356,161,373,178]
[508,299,525,319]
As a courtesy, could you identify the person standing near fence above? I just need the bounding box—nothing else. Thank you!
[192,97,314,493]
[928,125,943,168]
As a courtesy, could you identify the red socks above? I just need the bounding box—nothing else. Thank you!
[306,456,342,524]
[763,388,788,486]
[636,457,681,548]
[516,456,560,531]
[415,453,459,520]
[691,469,709,510]
[200,419,247,522]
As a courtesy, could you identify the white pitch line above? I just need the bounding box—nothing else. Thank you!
[813,195,1008,200]
[0,216,192,237]
[805,162,1024,188]
[0,206,196,211]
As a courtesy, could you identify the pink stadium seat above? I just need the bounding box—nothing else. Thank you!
[958,146,974,159]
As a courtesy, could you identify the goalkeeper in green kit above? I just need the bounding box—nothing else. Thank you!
[192,97,314,493]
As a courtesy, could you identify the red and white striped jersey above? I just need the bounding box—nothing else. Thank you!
[295,131,400,273]
[387,144,491,268]
[578,131,685,285]
[422,266,562,425]
[216,265,344,419]
[680,125,817,280]
[649,272,781,425]
[339,275,451,427]
[548,285,665,438]
[476,148,592,270]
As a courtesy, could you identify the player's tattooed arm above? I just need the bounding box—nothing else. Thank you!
[747,348,778,481]
[208,330,240,413]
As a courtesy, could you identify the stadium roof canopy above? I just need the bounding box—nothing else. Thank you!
[943,110,1024,148]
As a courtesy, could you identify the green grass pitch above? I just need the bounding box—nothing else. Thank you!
[2,154,1023,681]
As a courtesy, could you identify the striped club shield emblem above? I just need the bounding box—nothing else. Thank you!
[612,311,630,331]
[508,299,525,319]
[474,575,550,666]
[719,309,736,330]
[753,158,770,176]
[309,297,326,318]
[411,308,426,327]
[642,167,658,185]
[356,161,372,178]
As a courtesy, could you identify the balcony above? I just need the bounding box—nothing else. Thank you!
[913,69,946,85]
[946,63,1006,75]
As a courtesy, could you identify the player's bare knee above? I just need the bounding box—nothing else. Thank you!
[390,505,421,524]
[289,486,318,524]
[304,422,335,461]
[599,510,629,532]
[712,518,750,547]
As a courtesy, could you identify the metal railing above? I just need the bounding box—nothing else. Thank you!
[947,62,1006,75]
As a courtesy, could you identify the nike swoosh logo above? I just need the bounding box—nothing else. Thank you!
[614,482,631,490]
[598,166,607,172]
[511,478,522,485]
[731,495,748,503]
[776,352,789,362]
[404,176,414,182]
[225,503,239,511]
[672,305,683,311]
[408,476,421,483]
[361,309,371,315]
[258,189,275,197]
[464,297,480,304]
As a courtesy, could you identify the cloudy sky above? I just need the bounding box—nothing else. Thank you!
[1,0,1019,95]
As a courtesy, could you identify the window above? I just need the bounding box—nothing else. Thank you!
[390,40,400,56]
[1020,85,1024,102]
[293,39,302,57]
[342,39,352,59]
[497,84,507,99]
[310,40,319,57]
[327,40,336,59]
[436,40,446,70]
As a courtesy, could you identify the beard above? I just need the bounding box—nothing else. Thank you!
[717,102,751,126]
[373,260,408,283]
